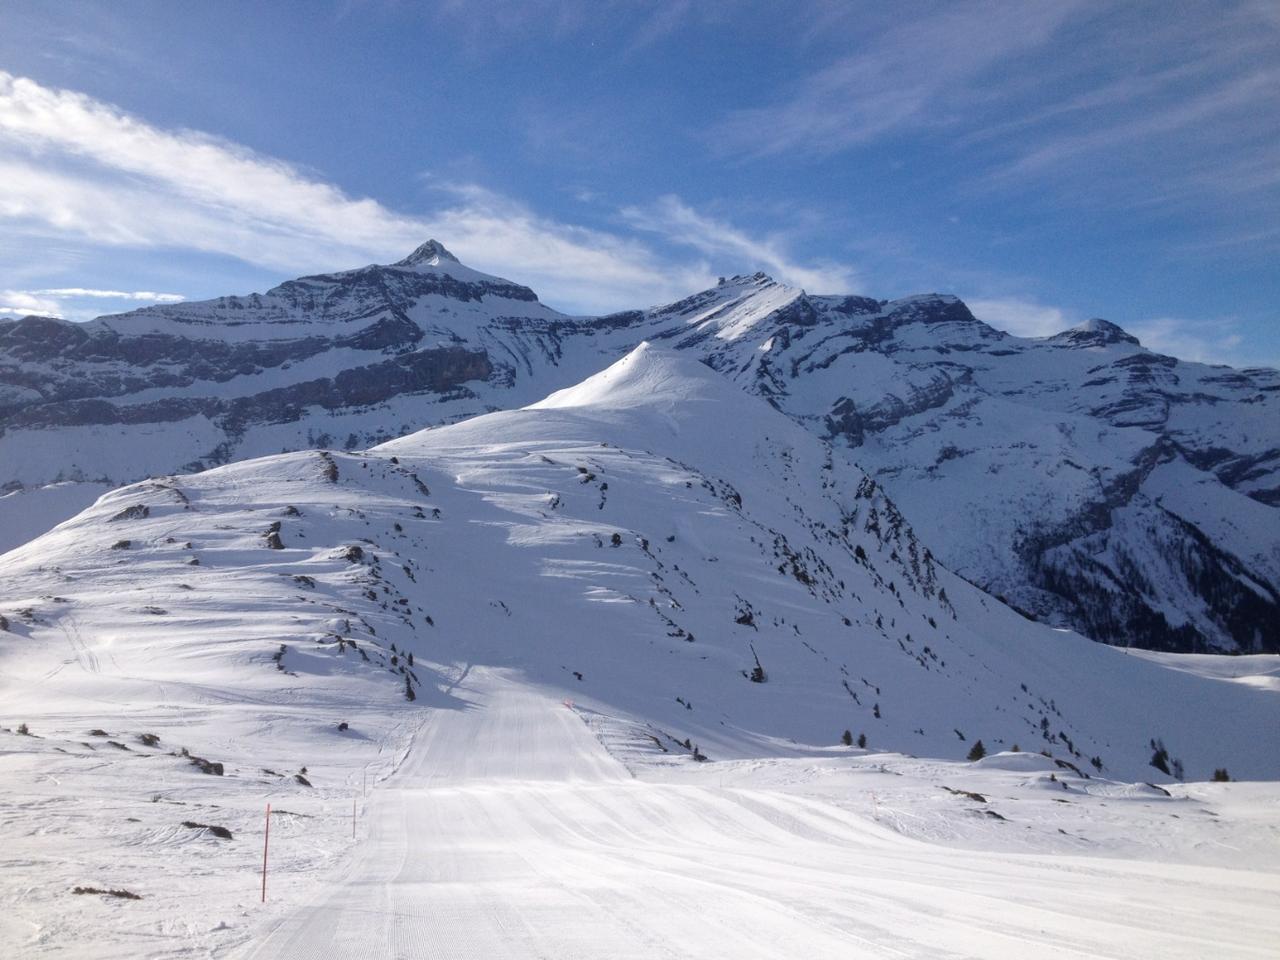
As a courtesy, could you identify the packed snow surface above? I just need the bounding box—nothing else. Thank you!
[239,668,1280,960]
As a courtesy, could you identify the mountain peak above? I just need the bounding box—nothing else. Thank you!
[1052,317,1140,347]
[528,341,735,413]
[394,239,461,268]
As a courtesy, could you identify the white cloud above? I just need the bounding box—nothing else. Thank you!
[0,72,848,314]
[0,289,62,317]
[1127,317,1258,367]
[713,2,1080,156]
[31,288,185,302]
[621,195,858,293]
[966,297,1072,338]
[968,299,1273,368]
[0,286,186,321]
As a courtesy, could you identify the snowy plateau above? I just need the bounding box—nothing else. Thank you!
[1,246,1278,958]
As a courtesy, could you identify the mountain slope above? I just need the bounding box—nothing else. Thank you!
[2,245,1276,653]
[3,345,1274,780]
[618,278,1280,653]
[4,345,1278,957]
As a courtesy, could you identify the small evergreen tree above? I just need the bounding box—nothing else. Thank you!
[841,729,853,746]
[1212,768,1230,782]
[857,732,867,749]
[967,740,986,762]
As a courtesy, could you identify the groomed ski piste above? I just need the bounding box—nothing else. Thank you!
[2,346,1278,958]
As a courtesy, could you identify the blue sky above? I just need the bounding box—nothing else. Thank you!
[0,0,1277,366]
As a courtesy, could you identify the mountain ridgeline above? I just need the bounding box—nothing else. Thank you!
[1,241,1277,653]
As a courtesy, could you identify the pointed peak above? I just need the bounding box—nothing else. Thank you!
[394,239,461,268]
[719,271,777,288]
[1052,317,1140,347]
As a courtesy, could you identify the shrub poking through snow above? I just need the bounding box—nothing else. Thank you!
[189,755,224,776]
[138,733,160,747]
[966,740,987,762]
[748,643,767,683]
[109,504,149,522]
[1150,739,1172,775]
[17,722,30,736]
[1212,768,1230,782]
[182,821,233,840]
[73,887,141,900]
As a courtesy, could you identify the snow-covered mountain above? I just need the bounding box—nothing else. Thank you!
[2,242,1277,653]
[3,345,1274,781]
[4,345,1278,958]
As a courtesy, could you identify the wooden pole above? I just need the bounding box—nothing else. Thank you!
[261,802,271,903]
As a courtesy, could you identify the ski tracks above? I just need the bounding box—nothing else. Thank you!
[235,669,1280,960]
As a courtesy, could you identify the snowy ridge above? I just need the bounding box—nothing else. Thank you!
[4,346,1275,778]
[1,244,1277,653]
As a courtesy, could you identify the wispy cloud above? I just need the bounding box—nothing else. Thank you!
[30,287,185,302]
[0,71,854,313]
[1127,316,1261,368]
[0,289,61,317]
[0,286,187,320]
[967,297,1275,368]
[621,195,858,293]
[712,2,1080,156]
[966,297,1073,338]
[712,1,1280,254]
[993,68,1280,182]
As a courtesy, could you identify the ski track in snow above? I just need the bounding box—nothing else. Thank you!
[237,668,1279,960]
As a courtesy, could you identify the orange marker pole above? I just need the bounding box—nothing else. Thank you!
[261,803,271,903]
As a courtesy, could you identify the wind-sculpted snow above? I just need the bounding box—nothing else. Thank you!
[1,243,1277,653]
[2,346,1278,957]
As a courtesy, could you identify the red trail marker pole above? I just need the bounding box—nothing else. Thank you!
[261,803,271,903]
